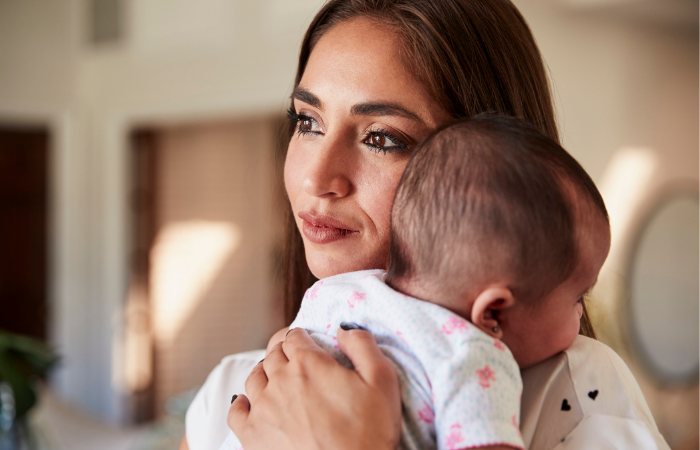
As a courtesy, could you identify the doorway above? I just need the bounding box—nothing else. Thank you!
[126,118,285,421]
[0,127,49,341]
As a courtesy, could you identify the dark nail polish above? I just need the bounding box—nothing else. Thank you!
[231,394,238,404]
[286,328,293,336]
[340,322,366,331]
[258,358,265,364]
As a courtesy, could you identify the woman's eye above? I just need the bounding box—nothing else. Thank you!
[297,115,321,135]
[363,131,407,153]
[369,133,387,147]
[287,108,322,136]
[299,117,316,133]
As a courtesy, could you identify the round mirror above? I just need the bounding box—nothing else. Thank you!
[628,193,699,384]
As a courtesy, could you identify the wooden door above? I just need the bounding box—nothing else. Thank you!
[0,127,48,341]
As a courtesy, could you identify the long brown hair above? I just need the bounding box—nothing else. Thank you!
[281,0,597,338]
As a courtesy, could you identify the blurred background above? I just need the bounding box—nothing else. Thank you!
[0,0,697,448]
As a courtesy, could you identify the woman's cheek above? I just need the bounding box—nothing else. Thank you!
[375,182,398,238]
[360,159,408,241]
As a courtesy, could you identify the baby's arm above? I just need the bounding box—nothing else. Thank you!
[266,326,289,353]
[431,330,525,450]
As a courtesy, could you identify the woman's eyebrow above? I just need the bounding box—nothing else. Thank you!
[291,87,323,109]
[291,88,425,125]
[351,102,425,124]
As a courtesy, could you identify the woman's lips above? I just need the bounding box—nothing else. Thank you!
[299,211,358,244]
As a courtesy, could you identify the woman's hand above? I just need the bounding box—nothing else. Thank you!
[228,327,401,450]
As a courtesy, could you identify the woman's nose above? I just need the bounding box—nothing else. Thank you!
[302,138,352,198]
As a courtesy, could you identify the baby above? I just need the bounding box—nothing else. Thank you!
[221,114,611,450]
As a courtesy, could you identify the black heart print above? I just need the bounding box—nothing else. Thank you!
[561,399,571,411]
[588,390,599,400]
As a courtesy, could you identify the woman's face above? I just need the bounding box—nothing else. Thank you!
[285,18,450,279]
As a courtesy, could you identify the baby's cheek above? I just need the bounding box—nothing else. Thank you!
[566,307,583,346]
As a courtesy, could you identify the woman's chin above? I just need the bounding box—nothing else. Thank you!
[307,257,362,279]
[305,249,386,280]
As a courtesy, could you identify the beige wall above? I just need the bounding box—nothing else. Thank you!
[0,0,696,431]
[517,1,698,183]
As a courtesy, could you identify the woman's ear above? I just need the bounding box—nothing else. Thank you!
[471,286,515,339]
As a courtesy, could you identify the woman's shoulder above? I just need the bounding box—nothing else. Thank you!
[520,335,669,449]
[185,349,266,450]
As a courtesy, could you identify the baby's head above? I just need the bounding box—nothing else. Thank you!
[386,114,611,368]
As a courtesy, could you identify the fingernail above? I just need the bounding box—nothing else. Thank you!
[340,322,366,331]
[258,358,265,364]
[286,328,293,337]
[231,394,238,404]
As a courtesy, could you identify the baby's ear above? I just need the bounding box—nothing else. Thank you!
[471,287,515,339]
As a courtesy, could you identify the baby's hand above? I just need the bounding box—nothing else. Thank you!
[266,326,289,354]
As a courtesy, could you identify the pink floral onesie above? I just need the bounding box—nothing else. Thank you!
[220,269,524,450]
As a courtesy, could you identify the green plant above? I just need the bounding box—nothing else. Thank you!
[0,330,58,449]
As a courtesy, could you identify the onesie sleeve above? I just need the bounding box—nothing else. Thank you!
[431,335,524,450]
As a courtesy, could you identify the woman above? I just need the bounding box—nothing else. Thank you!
[182,1,666,449]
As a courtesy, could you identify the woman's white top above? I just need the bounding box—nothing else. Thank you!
[519,336,668,449]
[185,336,669,450]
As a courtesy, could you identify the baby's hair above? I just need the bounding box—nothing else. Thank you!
[386,114,609,304]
